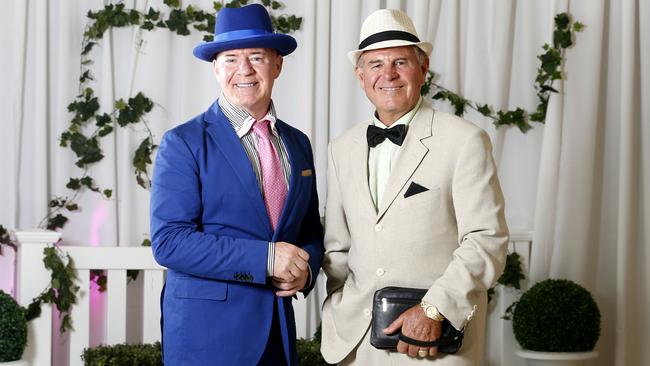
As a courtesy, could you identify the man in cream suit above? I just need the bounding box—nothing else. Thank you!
[321,9,509,365]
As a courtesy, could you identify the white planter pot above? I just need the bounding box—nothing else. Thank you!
[516,350,598,366]
[0,361,29,366]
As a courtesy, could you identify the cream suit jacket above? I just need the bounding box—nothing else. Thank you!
[321,102,509,365]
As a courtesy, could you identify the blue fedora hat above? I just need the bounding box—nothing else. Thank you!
[193,3,297,62]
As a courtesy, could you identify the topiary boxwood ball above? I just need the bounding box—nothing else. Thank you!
[0,290,28,362]
[513,279,601,352]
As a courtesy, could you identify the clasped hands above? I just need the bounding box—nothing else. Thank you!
[272,241,310,297]
[383,304,443,358]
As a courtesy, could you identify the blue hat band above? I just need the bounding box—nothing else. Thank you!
[214,28,273,43]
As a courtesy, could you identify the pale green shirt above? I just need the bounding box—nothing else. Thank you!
[368,97,423,210]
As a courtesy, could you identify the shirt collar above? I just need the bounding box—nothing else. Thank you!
[372,96,423,129]
[218,93,278,138]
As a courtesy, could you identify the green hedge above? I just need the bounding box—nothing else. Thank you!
[0,290,27,362]
[82,329,330,365]
[82,342,162,366]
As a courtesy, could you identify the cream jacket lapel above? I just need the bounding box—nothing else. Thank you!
[377,106,433,220]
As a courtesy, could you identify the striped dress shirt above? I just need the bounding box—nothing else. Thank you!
[218,95,291,278]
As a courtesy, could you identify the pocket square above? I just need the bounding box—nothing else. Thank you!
[404,182,429,198]
[301,169,313,177]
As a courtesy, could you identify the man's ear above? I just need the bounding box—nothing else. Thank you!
[420,56,430,78]
[212,59,220,79]
[273,54,284,79]
[355,66,365,87]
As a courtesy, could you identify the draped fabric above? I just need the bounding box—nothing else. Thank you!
[1,1,647,365]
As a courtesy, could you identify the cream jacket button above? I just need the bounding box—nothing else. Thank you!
[374,224,383,232]
[376,268,385,276]
[364,308,372,317]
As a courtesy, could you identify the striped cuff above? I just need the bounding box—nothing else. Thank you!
[267,241,275,277]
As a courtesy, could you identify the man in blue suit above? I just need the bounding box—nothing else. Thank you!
[150,4,324,365]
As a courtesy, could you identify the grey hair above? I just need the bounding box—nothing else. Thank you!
[356,45,428,68]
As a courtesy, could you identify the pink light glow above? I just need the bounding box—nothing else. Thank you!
[89,200,109,247]
[0,249,16,296]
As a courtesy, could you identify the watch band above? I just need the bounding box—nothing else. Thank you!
[420,301,445,322]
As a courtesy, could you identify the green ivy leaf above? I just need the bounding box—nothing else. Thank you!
[477,104,492,116]
[497,252,525,289]
[98,125,114,137]
[554,13,571,30]
[95,113,111,127]
[574,22,585,32]
[166,9,191,36]
[553,29,573,48]
[133,138,154,172]
[65,203,79,211]
[141,21,155,31]
[68,94,100,124]
[141,238,152,247]
[145,7,160,21]
[432,91,447,100]
[115,99,127,110]
[74,137,104,167]
[447,93,468,116]
[164,0,181,8]
[495,108,531,133]
[80,176,94,188]
[81,42,96,56]
[46,214,69,230]
[66,178,81,190]
[80,70,93,83]
[127,270,140,282]
[103,189,112,199]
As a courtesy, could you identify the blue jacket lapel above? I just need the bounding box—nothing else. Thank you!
[204,102,273,235]
[273,121,301,238]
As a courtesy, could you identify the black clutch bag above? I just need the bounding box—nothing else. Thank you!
[370,286,464,354]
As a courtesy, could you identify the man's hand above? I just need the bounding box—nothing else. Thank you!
[383,304,442,358]
[272,242,310,297]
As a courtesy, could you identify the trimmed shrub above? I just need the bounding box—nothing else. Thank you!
[512,279,601,352]
[0,290,28,362]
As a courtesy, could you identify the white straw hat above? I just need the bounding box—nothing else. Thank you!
[348,9,433,65]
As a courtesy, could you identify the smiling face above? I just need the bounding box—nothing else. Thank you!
[212,48,283,119]
[355,46,429,126]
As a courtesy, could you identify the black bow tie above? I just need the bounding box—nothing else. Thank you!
[367,124,407,147]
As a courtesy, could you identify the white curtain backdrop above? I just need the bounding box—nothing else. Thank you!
[1,0,647,365]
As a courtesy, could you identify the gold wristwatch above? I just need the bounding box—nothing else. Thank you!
[420,301,445,322]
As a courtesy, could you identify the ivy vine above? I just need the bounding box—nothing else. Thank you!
[487,251,526,304]
[421,13,584,132]
[24,247,80,333]
[0,225,16,255]
[44,0,302,234]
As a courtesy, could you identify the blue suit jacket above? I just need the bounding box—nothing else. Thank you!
[150,101,324,365]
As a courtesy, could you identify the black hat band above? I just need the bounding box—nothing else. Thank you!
[358,30,421,50]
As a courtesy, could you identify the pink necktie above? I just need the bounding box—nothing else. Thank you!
[253,120,288,230]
